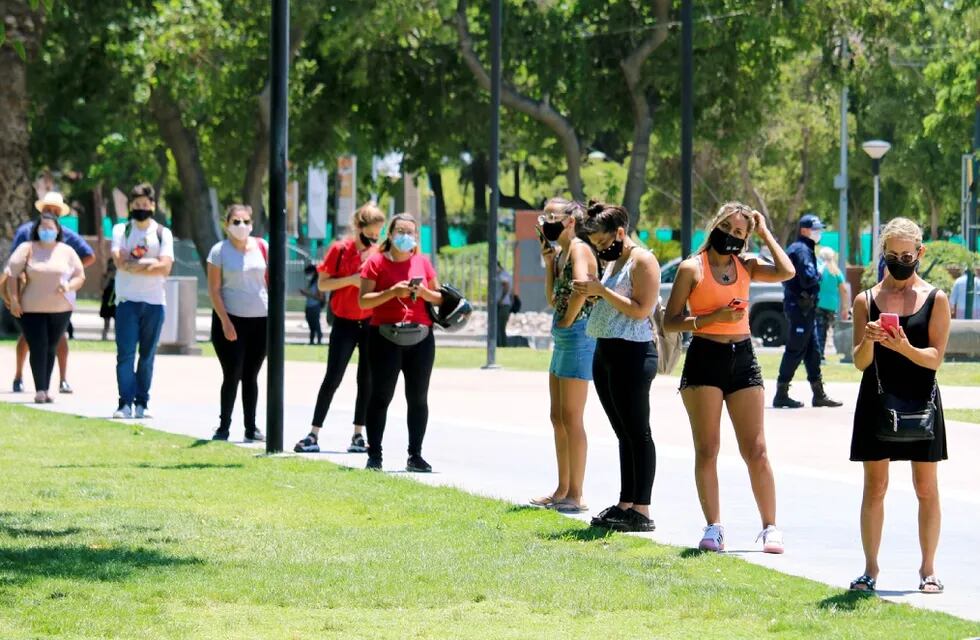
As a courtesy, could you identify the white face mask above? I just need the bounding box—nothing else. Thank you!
[228,223,252,240]
[809,230,823,243]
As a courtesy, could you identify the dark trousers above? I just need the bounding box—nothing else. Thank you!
[305,306,323,344]
[311,316,371,428]
[815,308,836,360]
[497,303,512,347]
[365,327,435,460]
[20,311,71,392]
[777,303,822,384]
[592,338,658,505]
[211,312,267,431]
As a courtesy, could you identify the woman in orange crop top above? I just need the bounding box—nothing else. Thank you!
[664,202,795,554]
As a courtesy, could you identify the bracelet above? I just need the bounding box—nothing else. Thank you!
[692,316,699,330]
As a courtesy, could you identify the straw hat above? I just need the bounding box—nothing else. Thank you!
[34,191,71,216]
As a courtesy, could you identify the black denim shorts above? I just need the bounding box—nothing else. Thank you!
[679,336,764,395]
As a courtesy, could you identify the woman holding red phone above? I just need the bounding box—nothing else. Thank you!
[848,217,950,595]
[663,202,795,553]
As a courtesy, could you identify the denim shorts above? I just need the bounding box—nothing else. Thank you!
[550,317,597,381]
[679,336,763,395]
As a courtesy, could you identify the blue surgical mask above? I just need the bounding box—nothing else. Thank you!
[38,229,58,244]
[393,233,417,253]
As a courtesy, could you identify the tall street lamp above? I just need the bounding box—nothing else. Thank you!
[862,140,891,267]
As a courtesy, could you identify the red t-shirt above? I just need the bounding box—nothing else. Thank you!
[316,238,372,321]
[360,252,437,326]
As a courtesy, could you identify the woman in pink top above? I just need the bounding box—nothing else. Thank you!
[4,213,85,403]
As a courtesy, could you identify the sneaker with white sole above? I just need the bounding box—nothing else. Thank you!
[134,405,151,419]
[698,523,725,552]
[112,404,132,419]
[757,525,784,554]
[347,433,367,453]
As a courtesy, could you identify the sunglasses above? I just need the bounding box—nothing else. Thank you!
[230,219,252,226]
[884,249,920,265]
[538,213,568,225]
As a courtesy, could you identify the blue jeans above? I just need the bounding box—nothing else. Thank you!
[115,301,165,407]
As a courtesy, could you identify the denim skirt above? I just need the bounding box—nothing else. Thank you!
[550,317,597,381]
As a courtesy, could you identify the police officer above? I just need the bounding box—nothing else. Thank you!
[773,214,842,408]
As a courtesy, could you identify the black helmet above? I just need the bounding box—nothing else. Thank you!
[428,284,472,332]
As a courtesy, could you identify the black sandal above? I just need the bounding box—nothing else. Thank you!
[918,575,943,594]
[849,575,876,592]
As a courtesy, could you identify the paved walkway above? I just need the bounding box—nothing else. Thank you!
[1,345,978,621]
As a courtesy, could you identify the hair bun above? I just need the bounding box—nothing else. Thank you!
[586,200,604,217]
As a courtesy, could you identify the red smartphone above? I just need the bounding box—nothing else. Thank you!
[879,312,899,335]
[728,298,748,311]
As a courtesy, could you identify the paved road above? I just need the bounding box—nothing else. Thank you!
[1,345,978,621]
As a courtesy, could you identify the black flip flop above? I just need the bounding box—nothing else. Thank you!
[918,575,944,594]
[849,575,876,592]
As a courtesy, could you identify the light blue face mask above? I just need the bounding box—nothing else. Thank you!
[38,229,58,244]
[393,233,417,252]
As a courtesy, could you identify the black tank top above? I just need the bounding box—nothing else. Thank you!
[868,288,938,403]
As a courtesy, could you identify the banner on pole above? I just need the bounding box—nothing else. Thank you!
[308,165,328,239]
[337,155,357,228]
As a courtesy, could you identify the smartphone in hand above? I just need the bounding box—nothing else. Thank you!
[879,312,899,335]
[409,277,423,301]
[535,226,549,248]
[728,298,748,311]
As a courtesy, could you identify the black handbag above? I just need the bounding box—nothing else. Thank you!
[378,322,429,347]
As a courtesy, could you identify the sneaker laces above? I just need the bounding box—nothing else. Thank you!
[756,525,782,544]
[702,523,724,541]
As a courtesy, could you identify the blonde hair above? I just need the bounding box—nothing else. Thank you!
[818,246,840,277]
[879,217,922,253]
[353,201,385,229]
[696,201,757,255]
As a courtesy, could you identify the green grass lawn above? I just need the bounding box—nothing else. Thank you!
[945,408,980,424]
[1,403,977,639]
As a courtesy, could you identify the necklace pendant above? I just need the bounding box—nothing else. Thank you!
[722,274,731,282]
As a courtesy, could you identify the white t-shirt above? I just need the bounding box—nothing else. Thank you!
[950,274,980,319]
[207,239,268,318]
[497,269,513,306]
[111,220,175,305]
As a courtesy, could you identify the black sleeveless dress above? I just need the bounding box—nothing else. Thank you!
[850,288,948,462]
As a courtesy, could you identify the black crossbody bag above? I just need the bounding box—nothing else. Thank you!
[867,291,937,442]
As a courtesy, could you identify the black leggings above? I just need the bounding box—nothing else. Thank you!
[211,312,267,430]
[20,311,71,392]
[365,326,435,460]
[306,306,323,344]
[311,316,371,428]
[592,338,658,505]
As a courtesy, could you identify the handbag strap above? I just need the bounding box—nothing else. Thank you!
[867,288,938,404]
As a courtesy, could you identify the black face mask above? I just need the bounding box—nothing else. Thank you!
[359,233,376,247]
[130,209,154,222]
[885,257,918,281]
[542,221,566,242]
[709,227,745,255]
[596,239,624,262]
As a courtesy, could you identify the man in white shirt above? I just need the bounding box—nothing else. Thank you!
[110,183,174,419]
[950,266,980,320]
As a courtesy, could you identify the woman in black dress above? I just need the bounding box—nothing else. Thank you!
[849,217,950,595]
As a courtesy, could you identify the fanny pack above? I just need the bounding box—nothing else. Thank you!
[378,322,429,347]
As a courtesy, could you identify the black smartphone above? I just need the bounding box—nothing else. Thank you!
[409,276,423,301]
[535,225,549,248]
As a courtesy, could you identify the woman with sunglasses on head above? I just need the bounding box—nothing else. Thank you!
[572,201,660,532]
[664,202,795,553]
[359,213,442,472]
[208,204,269,442]
[529,198,598,513]
[294,203,386,455]
[848,218,950,595]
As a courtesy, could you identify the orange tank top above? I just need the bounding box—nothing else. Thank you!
[687,250,751,335]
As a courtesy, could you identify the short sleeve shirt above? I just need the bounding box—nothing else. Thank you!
[207,239,268,318]
[12,221,94,259]
[317,238,373,321]
[497,269,513,306]
[360,252,437,326]
[111,221,175,305]
[4,241,83,313]
[817,262,844,313]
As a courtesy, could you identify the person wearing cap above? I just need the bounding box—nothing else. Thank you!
[8,191,95,395]
[110,183,174,420]
[773,214,842,408]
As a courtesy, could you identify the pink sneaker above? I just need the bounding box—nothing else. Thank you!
[698,524,725,552]
[757,525,784,554]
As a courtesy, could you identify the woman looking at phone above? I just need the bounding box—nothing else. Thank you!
[663,202,795,553]
[847,217,949,594]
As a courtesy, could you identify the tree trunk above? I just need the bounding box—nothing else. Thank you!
[0,0,43,246]
[148,86,220,269]
[472,152,488,220]
[428,170,450,249]
[453,0,584,200]
[619,0,670,230]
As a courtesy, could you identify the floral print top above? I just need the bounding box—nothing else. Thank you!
[553,248,594,323]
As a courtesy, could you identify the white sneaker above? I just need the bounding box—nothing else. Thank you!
[757,525,784,554]
[134,405,151,419]
[699,523,725,552]
[112,405,132,419]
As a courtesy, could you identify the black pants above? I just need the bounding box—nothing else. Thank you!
[497,304,511,347]
[20,311,71,392]
[311,316,371,428]
[777,303,822,384]
[306,306,323,344]
[211,312,267,431]
[592,338,658,505]
[365,326,435,460]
